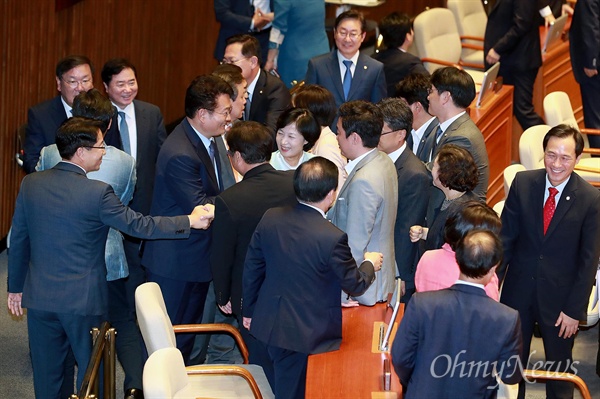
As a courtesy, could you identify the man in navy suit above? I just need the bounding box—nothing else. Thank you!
[376,98,430,303]
[569,0,600,147]
[305,9,387,121]
[210,121,297,364]
[392,230,523,398]
[24,55,94,173]
[372,12,428,96]
[243,157,381,398]
[7,117,212,399]
[499,125,600,399]
[143,75,233,364]
[214,0,273,66]
[223,34,290,136]
[395,73,438,163]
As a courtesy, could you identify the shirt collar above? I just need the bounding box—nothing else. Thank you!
[439,111,466,134]
[189,123,214,152]
[337,50,360,67]
[345,148,376,176]
[299,202,326,218]
[247,69,261,100]
[387,142,407,163]
[454,280,485,290]
[60,97,73,118]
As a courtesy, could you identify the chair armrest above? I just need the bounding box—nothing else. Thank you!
[582,148,600,156]
[523,370,592,399]
[574,164,600,174]
[458,60,485,70]
[460,35,485,42]
[420,57,462,69]
[186,365,264,399]
[173,323,249,363]
[461,42,484,51]
[580,127,600,136]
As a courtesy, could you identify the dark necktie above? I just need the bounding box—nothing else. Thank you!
[431,125,444,156]
[118,111,131,155]
[343,60,353,101]
[209,140,222,191]
[543,187,558,235]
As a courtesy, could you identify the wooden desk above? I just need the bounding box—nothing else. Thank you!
[306,303,403,399]
[468,85,515,206]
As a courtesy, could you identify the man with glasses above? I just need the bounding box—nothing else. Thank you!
[376,98,430,304]
[23,55,94,173]
[305,9,387,129]
[499,124,600,399]
[223,34,290,137]
[143,75,233,364]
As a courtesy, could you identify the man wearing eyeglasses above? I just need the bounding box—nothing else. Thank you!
[23,55,94,174]
[499,124,600,399]
[223,34,290,138]
[305,9,387,130]
[143,75,233,365]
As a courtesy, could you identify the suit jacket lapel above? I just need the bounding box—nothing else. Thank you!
[337,150,378,198]
[133,100,146,167]
[249,70,267,120]
[52,95,68,125]
[216,135,235,189]
[347,54,367,100]
[327,51,345,103]
[544,175,577,239]
[182,119,220,191]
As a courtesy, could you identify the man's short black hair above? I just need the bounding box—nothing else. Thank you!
[56,117,104,160]
[395,73,431,111]
[184,75,234,119]
[543,123,585,157]
[377,97,413,132]
[226,121,274,164]
[212,64,244,100]
[338,100,383,148]
[455,230,503,279]
[334,9,366,33]
[430,67,476,109]
[379,12,413,49]
[72,88,115,133]
[294,157,339,203]
[101,58,137,85]
[56,55,93,78]
[226,34,262,64]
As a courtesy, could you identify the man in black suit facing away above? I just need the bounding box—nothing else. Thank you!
[372,12,428,96]
[210,120,298,364]
[24,55,94,173]
[242,157,382,398]
[376,98,430,303]
[499,124,600,399]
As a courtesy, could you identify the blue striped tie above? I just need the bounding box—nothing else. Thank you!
[342,60,353,101]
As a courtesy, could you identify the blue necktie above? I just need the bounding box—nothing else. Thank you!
[342,60,353,101]
[118,111,131,155]
[431,125,444,155]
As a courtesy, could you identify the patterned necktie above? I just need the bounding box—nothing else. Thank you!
[543,187,558,235]
[118,111,131,154]
[342,60,353,101]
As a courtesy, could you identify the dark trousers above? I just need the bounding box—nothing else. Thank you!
[501,66,545,131]
[28,309,103,399]
[264,344,309,399]
[579,75,600,148]
[511,295,575,399]
[146,270,210,365]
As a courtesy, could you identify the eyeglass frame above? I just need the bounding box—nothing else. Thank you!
[334,29,363,40]
[220,57,250,65]
[61,77,93,88]
[84,141,107,150]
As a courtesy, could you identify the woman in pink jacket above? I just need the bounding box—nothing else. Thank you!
[415,201,501,300]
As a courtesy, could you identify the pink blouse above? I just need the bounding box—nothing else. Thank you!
[415,243,499,301]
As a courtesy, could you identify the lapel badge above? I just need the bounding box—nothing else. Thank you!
[566,196,570,201]
[363,65,368,70]
[259,90,263,94]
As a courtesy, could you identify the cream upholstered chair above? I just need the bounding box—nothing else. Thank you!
[492,164,527,217]
[519,124,553,170]
[412,7,485,83]
[135,282,274,399]
[447,0,487,66]
[144,347,266,399]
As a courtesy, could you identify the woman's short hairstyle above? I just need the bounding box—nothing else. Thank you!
[292,85,336,127]
[444,201,501,251]
[435,144,478,192]
[275,107,321,152]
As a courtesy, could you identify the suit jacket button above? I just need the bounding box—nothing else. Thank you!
[539,255,543,260]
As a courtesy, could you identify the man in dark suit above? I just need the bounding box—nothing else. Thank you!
[427,67,489,201]
[7,117,212,399]
[142,75,233,364]
[395,73,438,163]
[499,125,600,399]
[305,9,387,120]
[242,157,381,398]
[372,12,428,96]
[484,0,545,130]
[392,230,523,398]
[569,0,600,148]
[223,34,290,136]
[210,121,297,363]
[23,55,94,173]
[376,98,431,303]
[214,0,273,66]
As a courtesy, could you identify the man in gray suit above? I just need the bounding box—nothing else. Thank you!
[7,117,212,399]
[427,67,489,201]
[328,100,398,306]
[376,98,431,303]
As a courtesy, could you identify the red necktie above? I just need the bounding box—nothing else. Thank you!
[543,187,558,235]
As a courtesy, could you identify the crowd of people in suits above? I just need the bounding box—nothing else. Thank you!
[5,3,600,399]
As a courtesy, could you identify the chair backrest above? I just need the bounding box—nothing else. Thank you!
[143,347,189,399]
[413,8,462,73]
[492,200,505,217]
[543,91,591,156]
[503,164,526,198]
[519,125,552,170]
[135,282,177,355]
[447,0,487,61]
